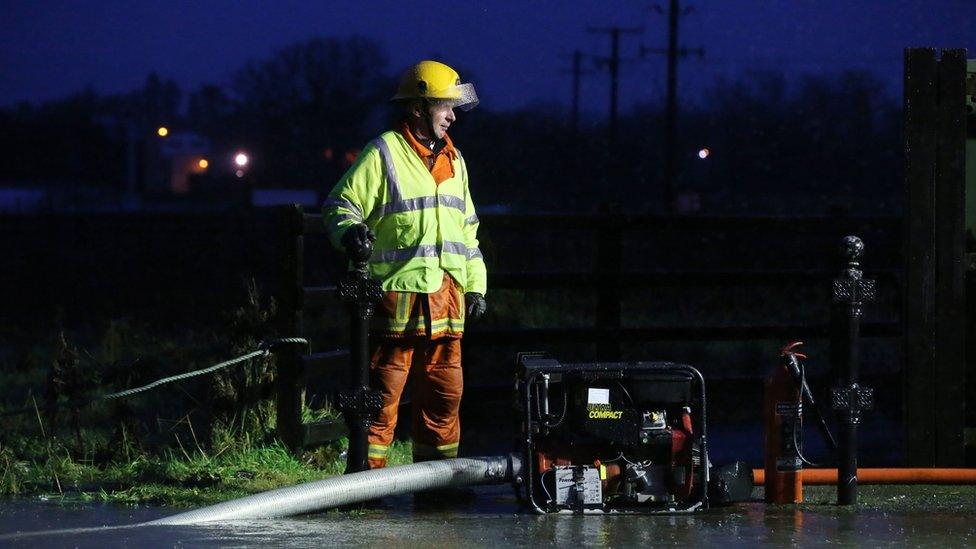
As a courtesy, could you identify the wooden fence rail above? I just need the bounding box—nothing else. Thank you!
[274,206,905,450]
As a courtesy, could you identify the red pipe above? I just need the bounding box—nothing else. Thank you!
[753,468,976,486]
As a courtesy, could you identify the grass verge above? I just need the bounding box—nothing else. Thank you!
[1,433,414,508]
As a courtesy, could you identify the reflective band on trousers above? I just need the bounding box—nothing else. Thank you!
[380,316,464,336]
[368,443,389,458]
[367,137,466,223]
[414,441,460,458]
[370,242,480,264]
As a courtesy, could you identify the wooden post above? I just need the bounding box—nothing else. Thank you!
[904,48,968,466]
[904,47,939,467]
[275,204,306,452]
[967,58,976,466]
[934,49,968,466]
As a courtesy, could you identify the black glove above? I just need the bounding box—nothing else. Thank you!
[465,292,487,321]
[340,223,376,262]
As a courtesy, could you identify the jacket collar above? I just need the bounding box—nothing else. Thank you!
[399,120,457,161]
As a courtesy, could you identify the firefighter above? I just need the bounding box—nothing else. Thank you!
[323,60,487,469]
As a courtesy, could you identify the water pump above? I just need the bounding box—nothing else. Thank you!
[514,353,709,514]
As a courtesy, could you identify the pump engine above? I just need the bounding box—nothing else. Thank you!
[514,353,709,514]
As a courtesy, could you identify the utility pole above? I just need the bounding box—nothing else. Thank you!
[665,0,680,208]
[643,0,704,210]
[589,26,643,148]
[572,50,583,134]
[561,50,592,135]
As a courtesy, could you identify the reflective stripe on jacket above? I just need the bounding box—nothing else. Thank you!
[323,130,487,296]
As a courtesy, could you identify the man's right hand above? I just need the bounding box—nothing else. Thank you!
[340,223,376,261]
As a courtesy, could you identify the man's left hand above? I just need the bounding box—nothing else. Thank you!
[465,292,487,321]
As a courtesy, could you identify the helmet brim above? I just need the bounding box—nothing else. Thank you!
[390,83,479,111]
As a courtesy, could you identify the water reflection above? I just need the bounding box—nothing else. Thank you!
[1,487,974,547]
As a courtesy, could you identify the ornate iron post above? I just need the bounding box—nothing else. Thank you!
[337,243,384,474]
[830,235,876,505]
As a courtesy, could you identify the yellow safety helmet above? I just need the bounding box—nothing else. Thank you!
[391,60,479,111]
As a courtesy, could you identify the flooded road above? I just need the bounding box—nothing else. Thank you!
[3,485,975,547]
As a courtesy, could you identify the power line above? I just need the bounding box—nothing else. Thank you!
[704,55,902,64]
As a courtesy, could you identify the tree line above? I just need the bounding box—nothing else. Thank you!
[0,36,902,214]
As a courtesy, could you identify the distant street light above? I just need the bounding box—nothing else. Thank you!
[198,158,209,169]
[157,126,169,137]
[698,148,710,159]
[234,153,249,167]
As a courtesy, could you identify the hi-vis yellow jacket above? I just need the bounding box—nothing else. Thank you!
[322,131,486,296]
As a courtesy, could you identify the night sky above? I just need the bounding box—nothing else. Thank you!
[1,0,973,114]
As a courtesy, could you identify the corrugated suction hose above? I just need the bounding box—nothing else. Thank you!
[152,455,521,525]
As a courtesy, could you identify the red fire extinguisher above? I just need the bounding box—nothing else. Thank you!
[763,341,805,503]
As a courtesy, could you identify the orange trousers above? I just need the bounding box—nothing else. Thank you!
[366,337,463,468]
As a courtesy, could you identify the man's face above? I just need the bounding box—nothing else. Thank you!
[426,102,456,140]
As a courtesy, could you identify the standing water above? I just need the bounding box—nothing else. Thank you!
[2,485,975,546]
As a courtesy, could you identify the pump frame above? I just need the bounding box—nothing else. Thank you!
[515,353,710,514]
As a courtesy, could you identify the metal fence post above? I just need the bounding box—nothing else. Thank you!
[337,238,384,474]
[830,235,876,505]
